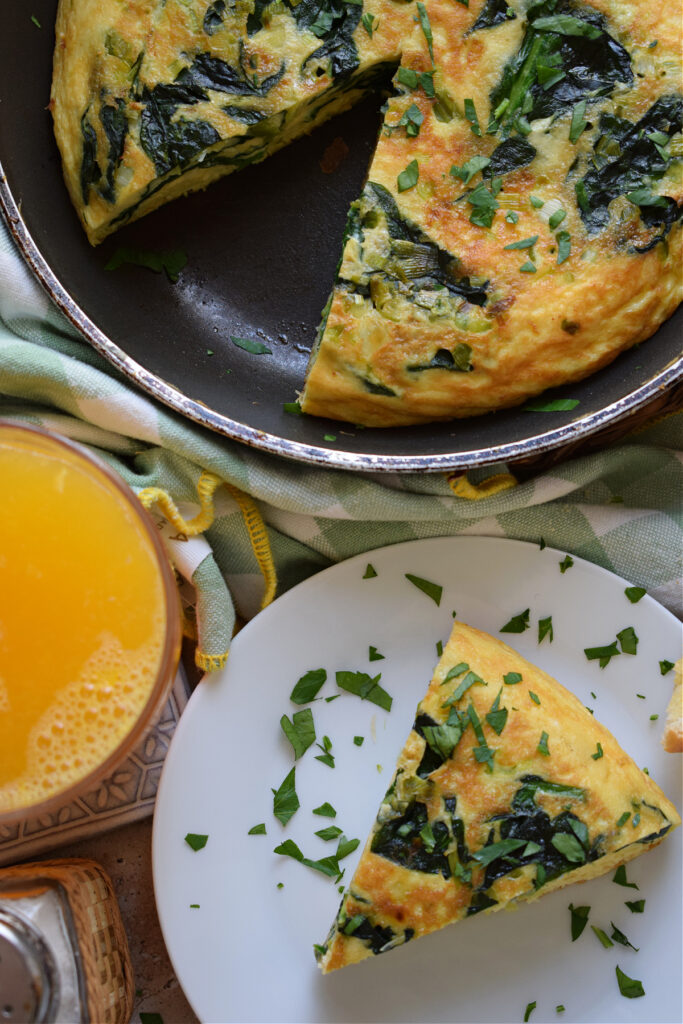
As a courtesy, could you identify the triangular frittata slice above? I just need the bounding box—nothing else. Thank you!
[316,621,681,973]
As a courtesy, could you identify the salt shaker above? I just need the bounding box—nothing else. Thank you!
[0,859,133,1023]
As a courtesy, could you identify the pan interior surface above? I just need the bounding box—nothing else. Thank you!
[0,4,680,470]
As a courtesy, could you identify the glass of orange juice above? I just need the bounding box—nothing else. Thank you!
[0,420,181,823]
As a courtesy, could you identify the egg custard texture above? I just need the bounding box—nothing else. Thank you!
[52,0,682,425]
[316,621,681,973]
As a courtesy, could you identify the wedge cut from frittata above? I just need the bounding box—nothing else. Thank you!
[316,621,681,973]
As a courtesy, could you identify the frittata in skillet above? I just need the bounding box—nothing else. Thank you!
[52,0,682,425]
[316,621,681,973]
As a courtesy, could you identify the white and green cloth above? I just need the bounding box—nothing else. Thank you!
[1,216,681,668]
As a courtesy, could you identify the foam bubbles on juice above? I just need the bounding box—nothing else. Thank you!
[0,627,164,812]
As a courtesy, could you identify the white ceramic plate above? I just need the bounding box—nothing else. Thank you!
[153,537,682,1024]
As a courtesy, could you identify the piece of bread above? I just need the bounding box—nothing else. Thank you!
[662,659,683,753]
[316,620,681,973]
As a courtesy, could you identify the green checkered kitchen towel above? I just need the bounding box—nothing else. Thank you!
[1,216,681,668]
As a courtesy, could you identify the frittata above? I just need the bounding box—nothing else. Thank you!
[52,0,682,426]
[316,621,681,973]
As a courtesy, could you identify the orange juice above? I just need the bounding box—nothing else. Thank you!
[0,423,179,816]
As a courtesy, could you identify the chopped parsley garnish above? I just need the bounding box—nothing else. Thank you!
[569,903,590,940]
[466,177,502,228]
[659,659,675,675]
[416,2,434,63]
[336,670,393,711]
[613,865,639,889]
[393,103,424,138]
[441,662,469,685]
[537,730,550,756]
[584,640,620,668]
[615,966,645,999]
[569,99,588,143]
[248,823,266,835]
[625,586,646,603]
[556,1008,565,1015]
[323,433,337,442]
[529,691,540,705]
[524,1001,537,1022]
[610,922,638,951]
[313,802,336,817]
[363,563,378,579]
[504,235,538,250]
[450,155,491,184]
[501,608,530,634]
[272,767,299,825]
[405,573,442,605]
[504,671,523,685]
[290,668,326,704]
[436,640,443,657]
[538,616,554,644]
[353,735,364,746]
[591,925,614,948]
[625,899,645,913]
[280,708,316,759]
[552,832,585,863]
[556,231,571,264]
[315,825,342,841]
[190,904,200,908]
[616,811,631,828]
[464,98,482,136]
[315,735,335,768]
[524,398,580,412]
[422,721,464,761]
[336,835,360,860]
[472,837,527,867]
[230,335,272,355]
[369,645,385,662]
[617,627,638,655]
[273,839,340,878]
[283,401,303,415]
[559,554,574,573]
[539,538,546,549]
[591,742,604,760]
[105,246,188,282]
[649,714,659,721]
[397,66,435,97]
[548,209,567,229]
[397,159,419,192]
[485,690,508,734]
[184,833,208,852]
[31,14,41,28]
[361,12,376,36]
[443,669,487,705]
[468,702,495,771]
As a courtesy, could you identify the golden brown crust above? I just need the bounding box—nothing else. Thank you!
[317,621,681,973]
